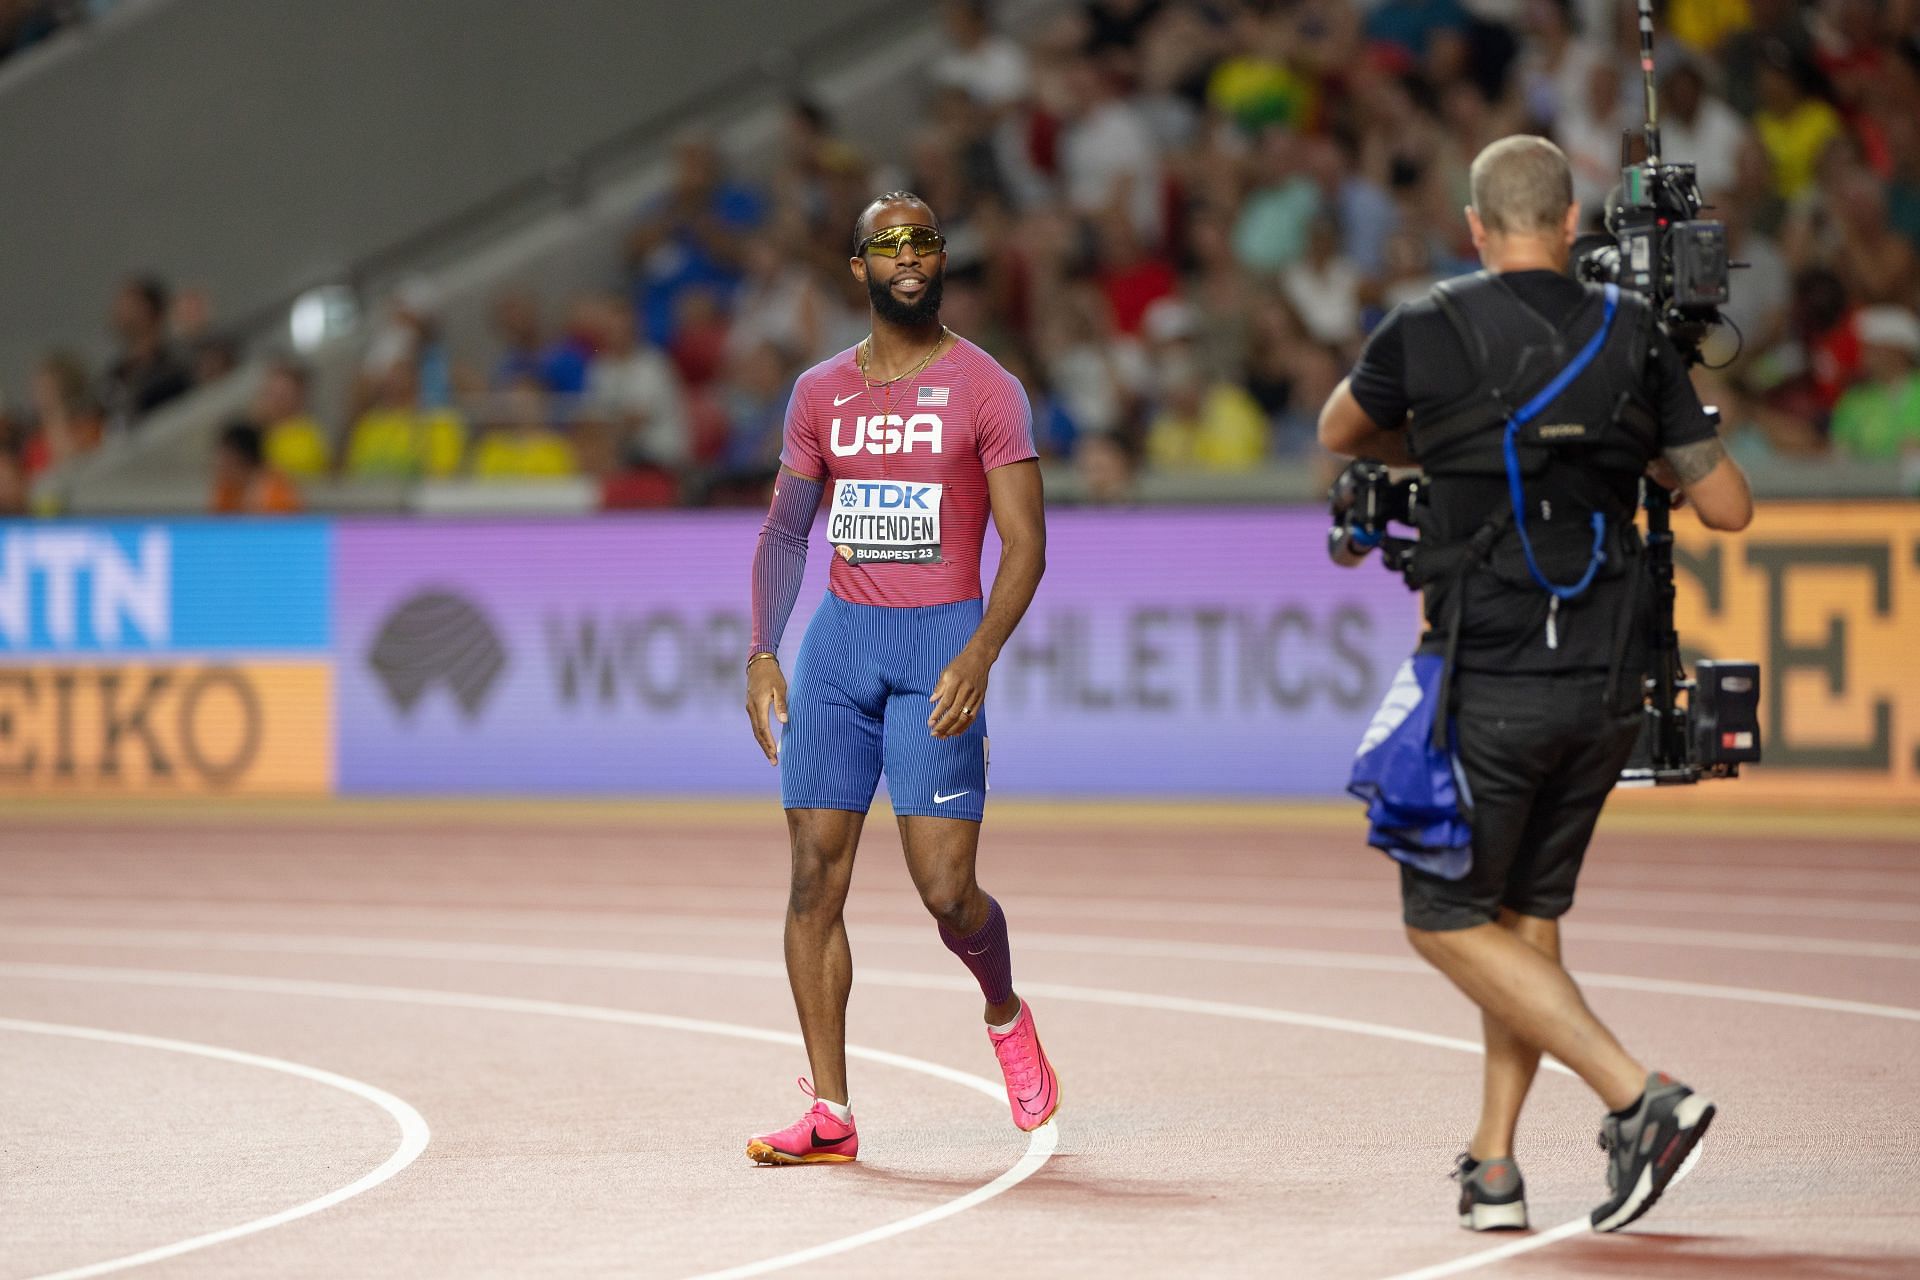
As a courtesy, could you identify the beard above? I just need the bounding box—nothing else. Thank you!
[866,266,944,326]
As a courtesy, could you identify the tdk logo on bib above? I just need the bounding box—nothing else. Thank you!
[829,479,944,564]
[829,414,944,456]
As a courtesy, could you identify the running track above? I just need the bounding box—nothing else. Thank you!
[2,799,1916,1278]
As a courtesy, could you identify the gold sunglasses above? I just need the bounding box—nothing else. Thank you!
[859,224,947,258]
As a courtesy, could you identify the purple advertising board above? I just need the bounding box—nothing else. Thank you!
[334,513,1422,795]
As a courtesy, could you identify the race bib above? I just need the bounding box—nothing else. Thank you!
[829,478,943,564]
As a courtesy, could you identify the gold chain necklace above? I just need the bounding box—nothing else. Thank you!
[858,326,949,418]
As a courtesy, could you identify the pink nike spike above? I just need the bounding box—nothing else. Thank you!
[747,1078,859,1165]
[988,1002,1061,1131]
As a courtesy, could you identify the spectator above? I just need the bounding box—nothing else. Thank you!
[626,133,766,346]
[1829,306,1920,461]
[668,287,732,391]
[1557,57,1630,217]
[359,277,457,411]
[1364,0,1471,80]
[931,0,1031,111]
[728,218,834,365]
[98,275,191,431]
[1234,126,1320,271]
[210,421,301,514]
[1753,42,1845,202]
[1074,430,1139,504]
[1056,56,1164,242]
[470,376,577,480]
[1513,0,1601,132]
[1282,215,1364,350]
[489,289,592,396]
[344,359,467,479]
[1827,170,1920,308]
[1144,336,1267,470]
[1719,0,1817,118]
[1038,279,1149,446]
[1702,189,1792,374]
[717,341,795,475]
[25,352,104,476]
[585,295,691,468]
[1654,49,1754,202]
[1092,208,1177,337]
[1207,8,1317,136]
[170,285,238,386]
[0,425,25,515]
[248,359,332,479]
[1304,134,1399,281]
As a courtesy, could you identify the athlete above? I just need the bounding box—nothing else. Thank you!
[741,192,1058,1165]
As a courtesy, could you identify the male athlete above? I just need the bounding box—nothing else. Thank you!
[741,192,1057,1164]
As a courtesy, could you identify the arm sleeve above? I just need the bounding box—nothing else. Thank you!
[776,377,825,478]
[1347,307,1411,430]
[1647,335,1717,449]
[976,367,1040,471]
[750,473,822,658]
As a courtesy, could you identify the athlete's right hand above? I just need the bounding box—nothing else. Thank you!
[746,658,789,766]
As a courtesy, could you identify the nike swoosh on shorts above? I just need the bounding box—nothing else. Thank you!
[934,791,970,804]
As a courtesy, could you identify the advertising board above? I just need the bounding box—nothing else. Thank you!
[333,514,1421,795]
[0,520,334,795]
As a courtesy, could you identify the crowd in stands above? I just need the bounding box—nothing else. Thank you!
[7,0,1920,516]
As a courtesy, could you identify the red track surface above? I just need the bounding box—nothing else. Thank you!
[2,800,1916,1278]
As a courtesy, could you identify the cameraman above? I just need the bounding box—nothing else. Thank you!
[1318,136,1751,1234]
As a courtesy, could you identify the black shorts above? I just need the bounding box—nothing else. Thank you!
[1400,672,1641,932]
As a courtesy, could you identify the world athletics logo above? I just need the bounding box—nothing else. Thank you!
[366,590,507,721]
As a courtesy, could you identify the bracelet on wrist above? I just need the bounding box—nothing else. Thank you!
[746,651,779,671]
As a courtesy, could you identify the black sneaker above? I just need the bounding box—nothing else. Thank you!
[1453,1153,1529,1231]
[1590,1072,1716,1232]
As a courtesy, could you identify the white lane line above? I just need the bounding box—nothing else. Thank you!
[17,909,1920,962]
[10,876,1920,927]
[0,1017,429,1280]
[1382,1142,1706,1280]
[0,953,1522,1073]
[683,1125,1060,1280]
[0,964,1052,1280]
[12,925,1919,1026]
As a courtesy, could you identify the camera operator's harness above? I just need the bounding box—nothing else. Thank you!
[1408,276,1661,747]
[1349,275,1661,873]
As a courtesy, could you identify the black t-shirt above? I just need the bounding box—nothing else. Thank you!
[1346,270,1718,679]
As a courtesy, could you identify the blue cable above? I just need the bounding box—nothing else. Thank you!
[1501,284,1618,600]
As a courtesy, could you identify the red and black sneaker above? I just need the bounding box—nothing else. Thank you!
[1590,1071,1715,1232]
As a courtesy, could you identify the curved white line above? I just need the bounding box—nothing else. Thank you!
[6,926,1853,1278]
[0,965,1052,1280]
[1380,1142,1706,1280]
[0,1017,430,1280]
[684,1125,1060,1280]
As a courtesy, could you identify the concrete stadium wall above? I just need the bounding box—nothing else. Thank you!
[0,0,902,392]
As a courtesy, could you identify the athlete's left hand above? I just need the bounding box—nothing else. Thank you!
[929,646,990,738]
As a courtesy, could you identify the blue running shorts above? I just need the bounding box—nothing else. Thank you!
[781,593,989,822]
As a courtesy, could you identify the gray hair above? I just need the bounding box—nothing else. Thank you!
[1469,136,1575,236]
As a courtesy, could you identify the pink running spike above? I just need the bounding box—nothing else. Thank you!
[747,1078,858,1165]
[988,1002,1061,1132]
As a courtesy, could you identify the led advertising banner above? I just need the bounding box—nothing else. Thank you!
[333,514,1422,795]
[1670,503,1920,801]
[0,520,334,795]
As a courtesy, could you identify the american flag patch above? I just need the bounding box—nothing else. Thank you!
[917,386,950,407]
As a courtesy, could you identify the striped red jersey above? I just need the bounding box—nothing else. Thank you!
[780,335,1037,608]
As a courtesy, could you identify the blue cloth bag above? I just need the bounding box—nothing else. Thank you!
[1346,654,1475,879]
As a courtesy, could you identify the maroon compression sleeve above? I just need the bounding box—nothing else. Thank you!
[750,474,822,658]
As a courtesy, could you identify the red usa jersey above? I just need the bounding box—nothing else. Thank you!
[781,335,1037,608]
